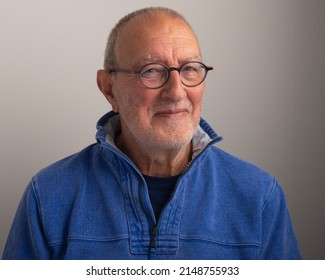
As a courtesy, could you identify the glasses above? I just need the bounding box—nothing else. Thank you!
[109,61,213,89]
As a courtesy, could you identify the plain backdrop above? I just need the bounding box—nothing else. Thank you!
[0,0,324,259]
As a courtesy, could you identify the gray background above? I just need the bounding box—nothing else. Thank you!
[0,0,324,259]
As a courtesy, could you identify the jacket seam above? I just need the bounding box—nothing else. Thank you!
[48,236,130,246]
[179,236,260,247]
[30,178,49,242]
[258,177,277,259]
[261,176,277,214]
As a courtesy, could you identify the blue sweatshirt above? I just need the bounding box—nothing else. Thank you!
[2,111,301,259]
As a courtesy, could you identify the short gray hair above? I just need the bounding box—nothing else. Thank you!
[103,7,194,70]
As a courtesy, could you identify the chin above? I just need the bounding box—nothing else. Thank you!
[149,128,195,150]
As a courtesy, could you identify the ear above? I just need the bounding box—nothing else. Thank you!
[97,70,119,112]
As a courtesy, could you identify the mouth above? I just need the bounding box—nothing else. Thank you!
[155,109,188,118]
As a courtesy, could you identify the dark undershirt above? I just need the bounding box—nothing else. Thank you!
[143,174,179,220]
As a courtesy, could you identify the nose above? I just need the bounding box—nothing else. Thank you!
[160,70,186,101]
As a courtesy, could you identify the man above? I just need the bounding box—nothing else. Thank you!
[3,7,301,259]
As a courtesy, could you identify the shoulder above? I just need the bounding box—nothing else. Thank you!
[30,144,101,192]
[206,145,272,178]
[37,144,97,173]
[201,146,278,202]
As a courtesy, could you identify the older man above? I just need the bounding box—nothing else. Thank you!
[3,7,301,259]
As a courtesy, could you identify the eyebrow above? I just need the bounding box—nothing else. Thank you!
[135,56,162,66]
[134,55,203,68]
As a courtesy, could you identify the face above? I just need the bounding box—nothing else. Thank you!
[107,14,204,151]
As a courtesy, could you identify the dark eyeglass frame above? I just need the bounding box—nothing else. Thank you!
[108,61,213,89]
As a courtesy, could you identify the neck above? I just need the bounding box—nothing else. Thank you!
[116,134,192,177]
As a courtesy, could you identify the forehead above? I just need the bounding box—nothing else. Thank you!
[115,14,201,66]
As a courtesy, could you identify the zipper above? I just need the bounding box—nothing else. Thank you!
[149,225,157,259]
[143,136,223,257]
[138,175,157,259]
[150,226,157,248]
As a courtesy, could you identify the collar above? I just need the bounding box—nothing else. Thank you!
[96,111,223,159]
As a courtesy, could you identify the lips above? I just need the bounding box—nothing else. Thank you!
[157,109,187,114]
[155,108,188,117]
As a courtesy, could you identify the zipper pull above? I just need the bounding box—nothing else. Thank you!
[150,226,157,248]
[149,226,157,260]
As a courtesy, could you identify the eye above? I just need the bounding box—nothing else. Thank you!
[182,65,198,72]
[183,62,205,73]
[140,64,165,79]
[181,63,204,81]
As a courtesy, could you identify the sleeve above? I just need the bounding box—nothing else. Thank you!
[259,179,302,259]
[2,180,52,259]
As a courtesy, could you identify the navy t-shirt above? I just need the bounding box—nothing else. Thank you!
[143,174,179,220]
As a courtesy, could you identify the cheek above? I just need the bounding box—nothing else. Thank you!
[116,84,157,118]
[188,87,204,111]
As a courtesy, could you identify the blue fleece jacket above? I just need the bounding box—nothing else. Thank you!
[2,111,301,259]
